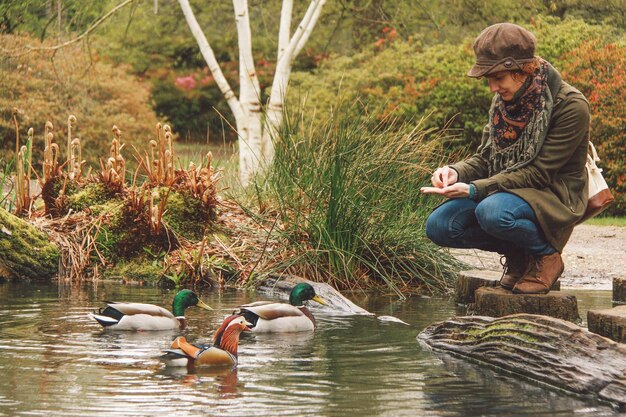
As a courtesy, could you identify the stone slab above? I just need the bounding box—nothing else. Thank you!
[588,305,626,343]
[474,286,579,323]
[455,269,500,305]
[613,277,626,304]
[456,269,561,305]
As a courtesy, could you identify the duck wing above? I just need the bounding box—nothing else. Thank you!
[105,302,175,319]
[196,347,237,367]
[168,336,236,367]
[239,302,304,320]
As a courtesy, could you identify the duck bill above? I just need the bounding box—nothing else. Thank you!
[196,299,213,311]
[312,295,327,306]
[243,320,253,331]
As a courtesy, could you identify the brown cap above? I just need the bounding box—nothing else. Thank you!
[467,23,536,78]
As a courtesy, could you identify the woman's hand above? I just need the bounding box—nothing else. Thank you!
[421,182,471,199]
[430,166,458,188]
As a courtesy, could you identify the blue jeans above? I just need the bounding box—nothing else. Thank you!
[425,192,556,256]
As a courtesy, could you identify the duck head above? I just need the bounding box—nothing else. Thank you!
[172,289,213,317]
[289,283,327,307]
[213,315,252,357]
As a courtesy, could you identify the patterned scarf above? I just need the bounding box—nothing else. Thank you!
[487,59,553,175]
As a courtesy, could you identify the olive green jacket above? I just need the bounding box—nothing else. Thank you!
[450,67,590,253]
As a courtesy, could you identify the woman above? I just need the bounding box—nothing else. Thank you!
[421,23,590,294]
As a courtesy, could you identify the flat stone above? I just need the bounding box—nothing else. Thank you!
[613,277,626,304]
[455,269,500,304]
[456,269,560,305]
[588,305,626,342]
[474,287,580,323]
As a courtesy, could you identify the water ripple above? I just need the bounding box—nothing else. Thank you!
[0,283,620,417]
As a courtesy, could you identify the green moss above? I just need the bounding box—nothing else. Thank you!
[0,207,59,279]
[66,183,110,212]
[104,256,165,284]
[163,191,213,241]
[464,323,544,344]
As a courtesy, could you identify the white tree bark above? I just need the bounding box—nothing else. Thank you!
[233,0,263,184]
[263,0,326,164]
[177,0,243,122]
[178,0,325,185]
[277,0,293,61]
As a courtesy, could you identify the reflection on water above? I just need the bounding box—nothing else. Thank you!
[0,281,620,416]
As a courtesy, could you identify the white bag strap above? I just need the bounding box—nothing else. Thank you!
[587,141,602,172]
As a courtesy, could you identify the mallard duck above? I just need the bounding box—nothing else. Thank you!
[161,315,251,368]
[89,289,212,331]
[235,282,326,333]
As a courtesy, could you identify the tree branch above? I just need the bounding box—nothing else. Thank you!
[277,0,293,62]
[293,0,325,60]
[178,0,244,121]
[233,0,261,106]
[274,0,326,70]
[2,0,134,57]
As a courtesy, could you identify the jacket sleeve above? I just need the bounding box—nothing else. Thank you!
[468,95,590,201]
[448,123,491,181]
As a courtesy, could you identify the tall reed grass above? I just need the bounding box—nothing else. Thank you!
[255,104,465,297]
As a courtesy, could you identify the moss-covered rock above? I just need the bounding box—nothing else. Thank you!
[164,190,213,241]
[66,183,111,212]
[103,256,165,285]
[0,207,59,280]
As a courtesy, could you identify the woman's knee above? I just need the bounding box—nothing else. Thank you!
[425,212,449,245]
[426,199,477,246]
[475,194,523,235]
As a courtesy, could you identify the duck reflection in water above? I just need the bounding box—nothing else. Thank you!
[159,366,241,398]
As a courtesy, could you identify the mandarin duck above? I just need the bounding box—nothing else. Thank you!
[161,314,251,367]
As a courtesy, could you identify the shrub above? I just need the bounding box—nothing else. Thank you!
[560,41,626,215]
[0,33,159,166]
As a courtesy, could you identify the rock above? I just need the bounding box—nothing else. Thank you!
[613,277,626,304]
[473,287,579,323]
[418,314,626,409]
[257,274,374,315]
[0,207,59,280]
[455,269,500,304]
[588,305,626,343]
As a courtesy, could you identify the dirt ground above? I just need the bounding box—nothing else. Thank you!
[449,224,626,290]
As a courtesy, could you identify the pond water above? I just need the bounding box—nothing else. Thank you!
[0,281,622,417]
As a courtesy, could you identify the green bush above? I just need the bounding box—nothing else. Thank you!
[0,33,160,166]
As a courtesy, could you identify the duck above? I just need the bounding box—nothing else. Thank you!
[235,282,326,333]
[89,289,212,331]
[161,314,251,368]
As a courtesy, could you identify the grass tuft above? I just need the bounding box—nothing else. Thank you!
[251,103,465,297]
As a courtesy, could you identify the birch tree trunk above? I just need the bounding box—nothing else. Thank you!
[232,0,263,185]
[177,0,326,185]
[263,0,326,164]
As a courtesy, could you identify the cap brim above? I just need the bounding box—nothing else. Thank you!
[467,64,492,78]
[467,57,533,78]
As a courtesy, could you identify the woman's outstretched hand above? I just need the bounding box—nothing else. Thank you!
[421,182,471,198]
[421,166,470,198]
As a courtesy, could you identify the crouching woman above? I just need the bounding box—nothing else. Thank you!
[421,23,590,294]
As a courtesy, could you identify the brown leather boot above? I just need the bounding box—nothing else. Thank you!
[512,253,564,294]
[499,252,531,290]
